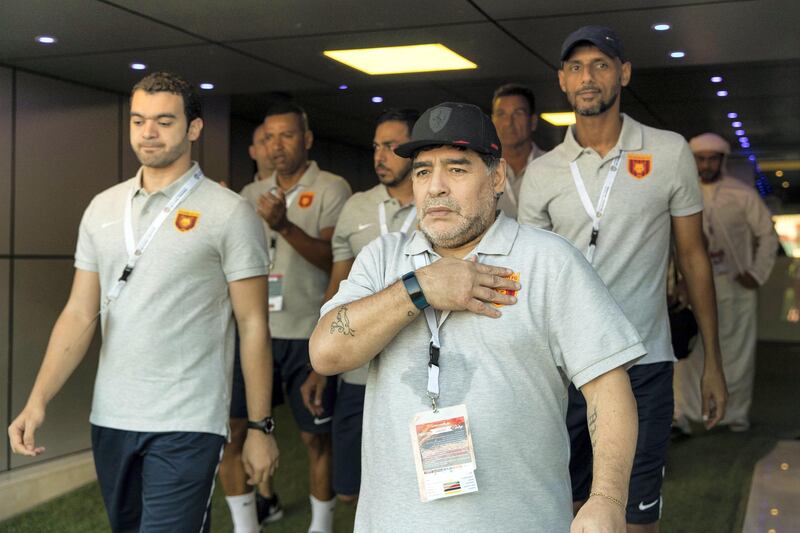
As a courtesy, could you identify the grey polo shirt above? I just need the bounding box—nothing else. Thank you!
[497,141,546,219]
[75,163,269,436]
[331,183,417,385]
[321,213,644,532]
[241,161,351,339]
[518,113,703,366]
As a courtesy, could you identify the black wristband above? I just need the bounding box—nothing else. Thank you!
[247,416,275,434]
[402,271,429,310]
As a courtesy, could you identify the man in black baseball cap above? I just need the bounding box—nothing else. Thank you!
[310,101,641,532]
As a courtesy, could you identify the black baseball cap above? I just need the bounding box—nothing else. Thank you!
[560,25,625,62]
[394,102,501,159]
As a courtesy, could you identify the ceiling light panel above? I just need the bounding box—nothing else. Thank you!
[323,44,477,75]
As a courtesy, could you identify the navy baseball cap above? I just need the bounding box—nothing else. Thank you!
[394,102,501,159]
[560,25,625,62]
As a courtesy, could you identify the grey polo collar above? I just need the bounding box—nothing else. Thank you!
[133,162,202,198]
[563,113,644,162]
[404,211,519,258]
[264,160,321,192]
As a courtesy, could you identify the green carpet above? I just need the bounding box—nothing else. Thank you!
[2,342,797,532]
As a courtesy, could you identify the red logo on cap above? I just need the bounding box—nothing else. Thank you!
[453,140,469,145]
[490,143,498,150]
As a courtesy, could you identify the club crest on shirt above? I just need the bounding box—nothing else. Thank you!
[493,272,520,308]
[298,191,315,208]
[627,154,653,179]
[174,209,200,232]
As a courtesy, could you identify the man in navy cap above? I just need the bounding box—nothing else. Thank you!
[518,26,728,531]
[311,102,645,532]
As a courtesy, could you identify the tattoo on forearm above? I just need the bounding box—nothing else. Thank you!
[588,407,598,449]
[330,305,356,336]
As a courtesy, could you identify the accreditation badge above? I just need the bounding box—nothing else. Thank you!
[268,274,284,312]
[409,404,478,502]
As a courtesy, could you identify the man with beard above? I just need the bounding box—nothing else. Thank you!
[324,108,420,504]
[674,133,777,433]
[490,84,546,218]
[241,102,351,533]
[517,26,728,532]
[7,72,278,532]
[310,102,644,532]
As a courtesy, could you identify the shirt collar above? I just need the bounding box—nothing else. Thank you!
[563,113,643,162]
[263,161,320,193]
[133,162,202,198]
[404,211,519,258]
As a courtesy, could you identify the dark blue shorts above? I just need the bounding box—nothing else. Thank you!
[332,381,366,496]
[567,362,674,525]
[272,338,336,434]
[91,425,225,533]
[229,334,284,419]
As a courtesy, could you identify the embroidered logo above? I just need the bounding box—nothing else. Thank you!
[174,209,200,232]
[298,191,315,208]
[493,272,520,308]
[627,154,653,179]
[429,106,452,133]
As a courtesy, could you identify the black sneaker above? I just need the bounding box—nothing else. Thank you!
[256,492,284,524]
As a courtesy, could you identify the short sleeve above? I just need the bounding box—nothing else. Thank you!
[669,140,704,217]
[320,237,384,317]
[331,198,356,262]
[545,245,645,388]
[220,199,270,282]
[74,199,99,272]
[318,179,352,231]
[517,162,553,230]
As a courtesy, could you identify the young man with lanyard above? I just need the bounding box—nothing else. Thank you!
[675,133,777,433]
[490,83,546,218]
[239,102,351,533]
[324,108,420,504]
[517,26,728,531]
[7,72,278,532]
[219,121,284,533]
[311,102,645,532]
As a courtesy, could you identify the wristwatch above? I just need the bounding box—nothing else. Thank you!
[247,416,276,434]
[402,271,429,310]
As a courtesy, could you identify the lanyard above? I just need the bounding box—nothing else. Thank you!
[266,186,302,269]
[412,252,451,412]
[378,202,417,236]
[105,169,204,309]
[568,153,623,264]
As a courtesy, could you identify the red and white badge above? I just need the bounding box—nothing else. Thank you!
[409,404,478,502]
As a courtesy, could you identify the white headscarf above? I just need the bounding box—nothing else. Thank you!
[689,133,731,155]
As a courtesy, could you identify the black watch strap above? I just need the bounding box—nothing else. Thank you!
[402,271,429,310]
[247,416,275,434]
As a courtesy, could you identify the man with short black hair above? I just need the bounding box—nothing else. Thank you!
[324,108,420,504]
[8,71,278,532]
[240,102,351,533]
[491,83,546,218]
[518,26,728,532]
[311,102,643,532]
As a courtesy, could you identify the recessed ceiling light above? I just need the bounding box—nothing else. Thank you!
[741,142,751,148]
[130,62,147,71]
[669,51,685,59]
[199,82,215,90]
[541,112,577,126]
[739,137,749,143]
[727,112,738,119]
[324,44,477,75]
[35,35,57,45]
[748,155,757,161]
[652,23,671,31]
[776,170,784,177]
[782,181,790,189]
[710,76,723,83]
[338,84,349,90]
[371,96,384,104]
[735,129,746,136]
[716,90,728,97]
[731,121,742,128]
